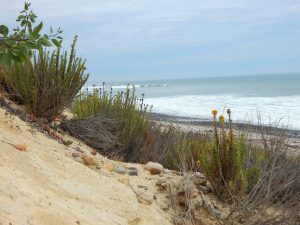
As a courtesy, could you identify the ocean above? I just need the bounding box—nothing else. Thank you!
[85,73,300,130]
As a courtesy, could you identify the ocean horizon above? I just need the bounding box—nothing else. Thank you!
[84,73,300,130]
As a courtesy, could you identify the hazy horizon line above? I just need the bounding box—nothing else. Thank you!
[87,72,300,84]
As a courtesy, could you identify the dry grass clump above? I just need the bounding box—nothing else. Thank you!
[70,86,152,161]
[167,166,196,225]
[1,36,88,120]
[163,110,300,224]
[61,113,123,156]
[232,122,300,225]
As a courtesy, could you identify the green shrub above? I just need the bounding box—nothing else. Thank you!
[1,36,88,120]
[72,86,152,161]
[198,109,248,199]
[163,130,211,171]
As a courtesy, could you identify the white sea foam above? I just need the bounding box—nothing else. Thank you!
[82,84,141,91]
[145,95,300,130]
[111,85,141,89]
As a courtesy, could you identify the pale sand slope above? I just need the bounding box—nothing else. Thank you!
[0,108,174,225]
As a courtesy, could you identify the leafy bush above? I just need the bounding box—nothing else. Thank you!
[1,36,88,120]
[0,2,63,65]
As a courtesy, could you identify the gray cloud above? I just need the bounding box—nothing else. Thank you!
[2,0,299,51]
[1,0,299,80]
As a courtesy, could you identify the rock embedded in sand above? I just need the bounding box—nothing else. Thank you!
[113,164,128,174]
[91,150,97,156]
[144,162,164,175]
[81,154,97,166]
[156,179,168,190]
[14,143,27,152]
[74,157,83,163]
[104,163,113,172]
[75,146,84,153]
[72,152,82,158]
[128,167,138,176]
[138,185,148,190]
[193,177,207,186]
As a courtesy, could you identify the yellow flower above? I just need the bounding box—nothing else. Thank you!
[219,114,225,123]
[211,109,218,116]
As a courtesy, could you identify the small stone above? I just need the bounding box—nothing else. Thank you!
[72,152,81,157]
[136,192,153,205]
[113,164,128,174]
[138,185,148,190]
[144,162,164,175]
[161,203,169,210]
[128,167,138,176]
[195,172,204,177]
[75,146,84,153]
[156,179,168,190]
[74,157,83,163]
[96,165,101,169]
[194,177,207,186]
[63,140,73,146]
[81,154,97,166]
[62,108,74,120]
[104,163,113,172]
[14,143,27,152]
[150,167,162,175]
[164,169,171,174]
[91,150,97,156]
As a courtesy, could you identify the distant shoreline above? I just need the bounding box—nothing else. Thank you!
[151,112,300,139]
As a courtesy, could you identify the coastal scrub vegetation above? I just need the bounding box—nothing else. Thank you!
[198,109,248,199]
[1,2,87,120]
[0,3,299,225]
[64,89,299,223]
[1,36,88,119]
[63,86,152,161]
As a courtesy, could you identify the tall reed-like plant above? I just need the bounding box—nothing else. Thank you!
[199,109,248,199]
[2,36,88,120]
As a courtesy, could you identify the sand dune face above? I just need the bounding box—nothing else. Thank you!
[0,108,173,225]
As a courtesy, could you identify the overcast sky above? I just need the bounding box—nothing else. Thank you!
[1,0,300,81]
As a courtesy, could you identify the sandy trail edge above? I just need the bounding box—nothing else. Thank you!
[0,107,174,225]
